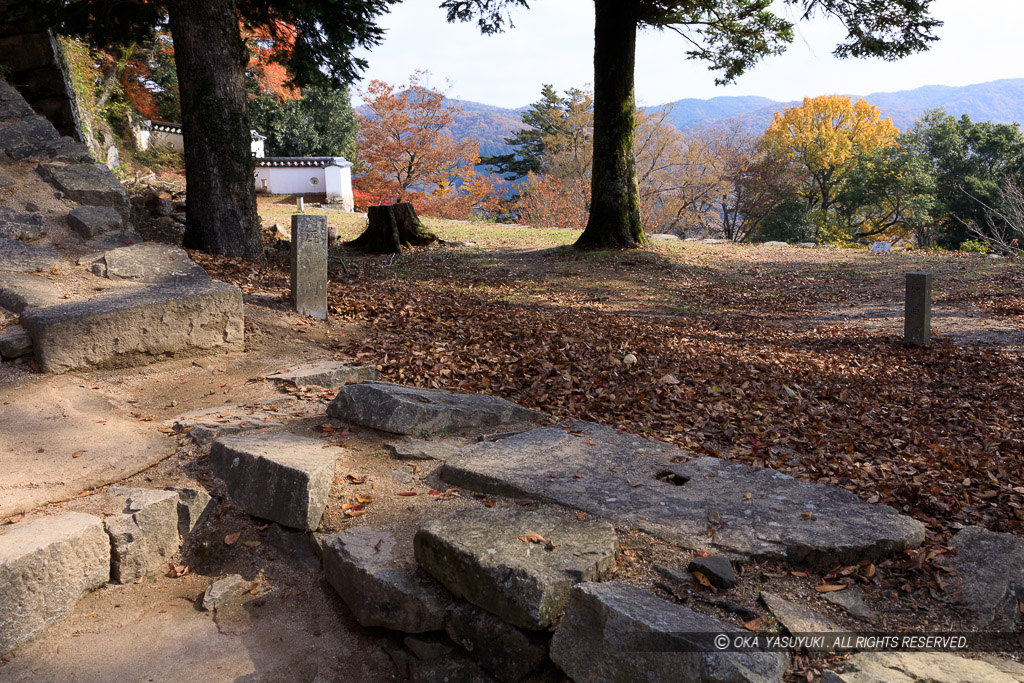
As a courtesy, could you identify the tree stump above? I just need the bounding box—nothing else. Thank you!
[345,203,437,253]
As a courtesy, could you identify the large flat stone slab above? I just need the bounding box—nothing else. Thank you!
[0,378,176,519]
[0,272,62,312]
[37,163,130,219]
[327,381,542,435]
[414,508,618,630]
[323,528,449,633]
[0,512,110,655]
[824,652,1024,683]
[267,361,378,389]
[0,238,58,273]
[209,433,341,531]
[21,279,243,373]
[101,243,210,283]
[550,582,788,683]
[442,421,925,570]
[7,136,92,164]
[946,526,1024,629]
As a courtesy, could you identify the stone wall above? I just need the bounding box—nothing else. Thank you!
[0,0,80,139]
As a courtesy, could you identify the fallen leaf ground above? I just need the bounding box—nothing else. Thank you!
[196,199,1024,658]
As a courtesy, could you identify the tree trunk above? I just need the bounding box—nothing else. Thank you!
[574,0,644,250]
[346,203,437,253]
[168,0,263,260]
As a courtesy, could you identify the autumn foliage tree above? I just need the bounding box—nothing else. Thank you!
[443,0,941,250]
[356,72,497,218]
[762,95,899,241]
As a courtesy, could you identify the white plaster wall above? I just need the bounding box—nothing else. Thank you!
[254,167,326,195]
[324,165,354,211]
[151,130,184,154]
[251,138,265,158]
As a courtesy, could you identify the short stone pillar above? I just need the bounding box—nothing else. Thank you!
[904,272,932,346]
[290,214,327,319]
[296,196,304,212]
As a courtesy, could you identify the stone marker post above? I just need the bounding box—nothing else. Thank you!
[291,214,327,319]
[296,196,304,212]
[904,272,931,346]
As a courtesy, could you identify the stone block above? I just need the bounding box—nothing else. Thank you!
[209,432,340,530]
[946,525,1024,629]
[446,603,550,683]
[267,361,378,389]
[0,512,110,655]
[102,243,209,283]
[0,272,62,312]
[103,488,181,583]
[201,574,246,611]
[290,214,327,319]
[549,582,788,683]
[38,163,130,219]
[414,508,618,630]
[21,279,244,373]
[0,324,32,359]
[824,652,1024,683]
[327,381,542,435]
[67,205,122,238]
[164,487,216,537]
[0,116,58,153]
[322,528,449,633]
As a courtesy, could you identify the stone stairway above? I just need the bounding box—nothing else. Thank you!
[3,379,1024,682]
[0,77,243,371]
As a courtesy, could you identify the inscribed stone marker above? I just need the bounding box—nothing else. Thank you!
[291,214,327,319]
[904,272,931,346]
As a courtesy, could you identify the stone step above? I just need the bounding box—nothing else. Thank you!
[322,528,449,633]
[20,279,244,373]
[414,508,618,630]
[37,162,130,220]
[0,512,110,655]
[327,381,543,435]
[0,272,62,313]
[0,238,58,273]
[550,582,788,683]
[442,420,925,570]
[0,324,32,360]
[945,525,1024,629]
[209,432,342,531]
[101,488,181,584]
[266,361,378,389]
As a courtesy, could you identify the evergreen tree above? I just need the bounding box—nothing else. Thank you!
[249,85,359,160]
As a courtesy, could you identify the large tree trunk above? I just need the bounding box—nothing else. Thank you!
[346,203,437,253]
[574,0,644,250]
[168,0,263,260]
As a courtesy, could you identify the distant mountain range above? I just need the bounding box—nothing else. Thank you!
[429,79,1024,158]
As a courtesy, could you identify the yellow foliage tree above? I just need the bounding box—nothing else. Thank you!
[762,95,898,241]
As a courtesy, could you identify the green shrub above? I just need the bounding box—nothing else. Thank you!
[959,239,989,254]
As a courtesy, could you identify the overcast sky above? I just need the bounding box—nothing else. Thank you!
[354,0,1023,108]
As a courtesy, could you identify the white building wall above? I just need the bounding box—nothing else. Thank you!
[254,167,327,195]
[324,164,354,211]
[251,137,265,158]
[151,130,184,154]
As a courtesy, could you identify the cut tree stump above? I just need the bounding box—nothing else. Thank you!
[345,203,437,253]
